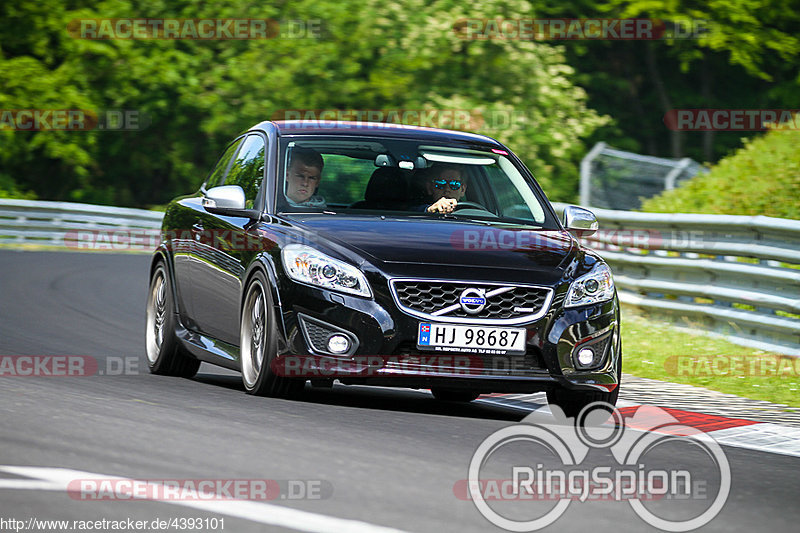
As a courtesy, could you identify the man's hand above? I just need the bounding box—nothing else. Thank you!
[427,198,457,214]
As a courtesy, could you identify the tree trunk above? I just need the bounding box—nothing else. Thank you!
[700,52,715,162]
[645,42,683,158]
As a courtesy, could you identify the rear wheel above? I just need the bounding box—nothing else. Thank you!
[431,388,481,403]
[145,263,200,377]
[240,272,304,398]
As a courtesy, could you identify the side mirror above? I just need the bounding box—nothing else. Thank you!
[202,185,260,219]
[563,205,598,237]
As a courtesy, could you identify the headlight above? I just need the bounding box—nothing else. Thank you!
[565,262,615,308]
[282,244,372,298]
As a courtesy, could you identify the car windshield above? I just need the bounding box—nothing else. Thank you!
[277,135,555,227]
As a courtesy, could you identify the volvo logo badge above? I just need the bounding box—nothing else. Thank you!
[459,288,487,314]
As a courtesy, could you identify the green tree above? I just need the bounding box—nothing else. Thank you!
[0,0,607,206]
[534,0,800,163]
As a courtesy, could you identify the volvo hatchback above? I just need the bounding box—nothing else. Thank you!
[145,121,621,416]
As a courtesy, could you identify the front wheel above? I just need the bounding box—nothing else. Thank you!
[240,272,304,398]
[549,348,622,419]
[546,386,619,419]
[145,263,200,378]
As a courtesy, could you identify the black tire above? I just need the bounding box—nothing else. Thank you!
[240,272,304,398]
[145,262,201,378]
[547,353,622,419]
[546,387,619,419]
[431,388,481,403]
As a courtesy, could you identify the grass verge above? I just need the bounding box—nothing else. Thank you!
[621,305,800,408]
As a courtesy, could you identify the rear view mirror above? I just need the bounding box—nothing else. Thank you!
[563,205,598,237]
[374,154,397,167]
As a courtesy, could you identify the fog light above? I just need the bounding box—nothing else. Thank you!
[577,348,595,367]
[327,334,350,354]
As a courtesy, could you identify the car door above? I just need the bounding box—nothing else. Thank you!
[192,133,267,345]
[172,136,244,325]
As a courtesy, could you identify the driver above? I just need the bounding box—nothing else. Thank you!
[412,164,467,214]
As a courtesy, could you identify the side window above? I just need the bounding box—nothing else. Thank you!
[204,137,244,190]
[485,164,544,223]
[225,134,266,209]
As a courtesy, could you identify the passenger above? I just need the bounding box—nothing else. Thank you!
[285,147,327,208]
[411,164,467,214]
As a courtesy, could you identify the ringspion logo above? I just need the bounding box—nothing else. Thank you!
[464,404,730,531]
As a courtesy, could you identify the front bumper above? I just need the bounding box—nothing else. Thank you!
[272,281,621,394]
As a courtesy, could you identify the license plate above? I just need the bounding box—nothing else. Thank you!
[417,323,526,355]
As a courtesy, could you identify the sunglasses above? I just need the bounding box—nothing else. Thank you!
[432,179,463,190]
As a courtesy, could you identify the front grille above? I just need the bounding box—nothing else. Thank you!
[392,342,547,376]
[391,280,552,323]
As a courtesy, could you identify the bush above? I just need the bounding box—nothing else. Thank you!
[0,174,36,200]
[640,127,800,219]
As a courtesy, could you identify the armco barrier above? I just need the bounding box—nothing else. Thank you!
[2,198,798,355]
[0,199,162,248]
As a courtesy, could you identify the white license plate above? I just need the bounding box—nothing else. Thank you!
[417,323,526,355]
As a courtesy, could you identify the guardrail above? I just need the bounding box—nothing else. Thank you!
[2,198,798,356]
[553,203,800,356]
[0,199,163,249]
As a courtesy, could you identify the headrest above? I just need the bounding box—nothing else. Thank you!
[364,167,408,202]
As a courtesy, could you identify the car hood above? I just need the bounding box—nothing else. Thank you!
[283,214,576,273]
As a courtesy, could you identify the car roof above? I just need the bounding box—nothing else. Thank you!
[250,120,505,147]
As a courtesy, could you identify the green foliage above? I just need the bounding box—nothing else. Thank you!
[641,127,800,218]
[0,0,605,207]
[2,0,798,208]
[0,173,36,199]
[537,0,800,163]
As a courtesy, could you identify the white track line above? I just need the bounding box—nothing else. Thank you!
[0,466,410,533]
[477,397,800,459]
[706,424,800,458]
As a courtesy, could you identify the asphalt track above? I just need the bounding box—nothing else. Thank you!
[1,250,798,532]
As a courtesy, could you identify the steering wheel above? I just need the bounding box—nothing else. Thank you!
[453,201,489,212]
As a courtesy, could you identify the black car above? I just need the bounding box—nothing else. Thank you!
[145,120,621,416]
